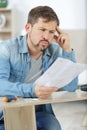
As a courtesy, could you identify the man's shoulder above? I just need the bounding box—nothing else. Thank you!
[0,35,25,49]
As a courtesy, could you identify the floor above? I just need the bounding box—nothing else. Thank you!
[51,92,87,130]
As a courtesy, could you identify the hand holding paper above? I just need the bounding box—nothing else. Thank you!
[35,58,87,89]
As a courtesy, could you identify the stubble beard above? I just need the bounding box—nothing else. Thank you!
[29,35,49,52]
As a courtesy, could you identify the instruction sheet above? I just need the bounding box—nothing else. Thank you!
[35,58,87,88]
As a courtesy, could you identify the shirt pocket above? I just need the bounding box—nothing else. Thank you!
[9,69,23,82]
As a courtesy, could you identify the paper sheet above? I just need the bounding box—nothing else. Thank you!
[35,58,87,88]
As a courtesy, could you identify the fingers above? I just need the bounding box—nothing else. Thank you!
[54,27,66,43]
[56,26,64,35]
[54,26,71,52]
[54,32,66,45]
[35,85,57,99]
[57,34,66,44]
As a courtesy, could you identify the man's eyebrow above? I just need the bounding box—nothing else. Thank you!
[39,27,55,32]
[38,27,46,29]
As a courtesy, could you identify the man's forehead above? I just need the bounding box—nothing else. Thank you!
[37,17,57,23]
[30,18,57,32]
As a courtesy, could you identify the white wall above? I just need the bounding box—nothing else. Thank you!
[7,0,87,34]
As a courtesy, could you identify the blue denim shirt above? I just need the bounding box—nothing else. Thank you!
[0,35,78,98]
[0,35,78,120]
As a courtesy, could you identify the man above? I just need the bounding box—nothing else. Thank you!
[0,6,78,130]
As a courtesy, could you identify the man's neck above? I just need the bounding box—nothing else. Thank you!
[28,43,43,59]
[27,37,43,59]
[30,51,42,59]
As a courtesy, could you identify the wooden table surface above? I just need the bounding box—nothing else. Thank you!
[0,90,87,130]
[0,90,87,108]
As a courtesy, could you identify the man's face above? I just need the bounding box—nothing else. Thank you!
[26,18,57,52]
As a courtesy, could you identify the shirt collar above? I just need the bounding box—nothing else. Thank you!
[43,44,52,57]
[19,34,28,53]
[18,34,52,57]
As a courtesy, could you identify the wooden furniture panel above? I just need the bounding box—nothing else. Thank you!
[0,8,14,40]
[3,105,37,130]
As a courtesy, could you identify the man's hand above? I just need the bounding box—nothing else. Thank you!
[35,85,57,99]
[54,27,71,52]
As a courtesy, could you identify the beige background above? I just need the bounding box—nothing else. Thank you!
[66,29,87,64]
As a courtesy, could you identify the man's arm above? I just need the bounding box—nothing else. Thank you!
[0,44,36,98]
[54,27,78,91]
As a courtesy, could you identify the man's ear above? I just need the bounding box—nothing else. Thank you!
[25,23,31,32]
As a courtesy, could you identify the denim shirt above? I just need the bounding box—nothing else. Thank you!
[0,35,78,99]
[0,35,78,120]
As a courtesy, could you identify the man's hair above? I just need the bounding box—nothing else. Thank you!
[27,6,60,26]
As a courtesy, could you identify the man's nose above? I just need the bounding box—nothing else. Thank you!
[43,31,50,40]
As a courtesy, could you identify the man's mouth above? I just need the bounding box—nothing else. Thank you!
[40,40,49,46]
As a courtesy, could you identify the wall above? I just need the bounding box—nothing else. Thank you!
[7,0,87,31]
[65,30,87,64]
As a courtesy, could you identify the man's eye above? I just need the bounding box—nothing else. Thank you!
[50,31,55,33]
[50,31,55,34]
[40,29,45,31]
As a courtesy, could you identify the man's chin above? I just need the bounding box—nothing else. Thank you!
[40,46,47,51]
[40,48,46,52]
